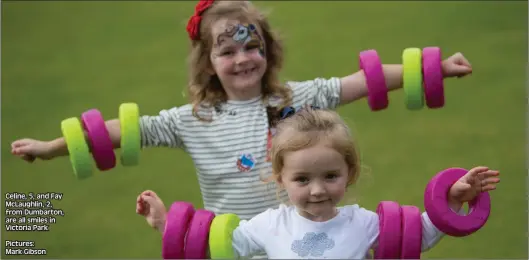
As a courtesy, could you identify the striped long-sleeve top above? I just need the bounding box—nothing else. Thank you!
[139,77,342,220]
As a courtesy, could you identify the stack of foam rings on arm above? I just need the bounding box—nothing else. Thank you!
[161,202,239,259]
[60,103,141,179]
[374,167,492,259]
[359,46,445,111]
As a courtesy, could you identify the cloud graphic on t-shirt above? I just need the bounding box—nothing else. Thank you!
[291,232,335,257]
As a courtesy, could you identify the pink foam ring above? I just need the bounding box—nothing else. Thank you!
[422,47,445,109]
[81,109,116,171]
[359,50,389,111]
[424,167,491,237]
[162,202,195,259]
[374,201,402,259]
[400,205,422,259]
[184,209,215,259]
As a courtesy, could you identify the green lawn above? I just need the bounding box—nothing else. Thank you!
[1,1,526,258]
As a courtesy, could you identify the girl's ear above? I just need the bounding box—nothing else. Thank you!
[275,175,284,187]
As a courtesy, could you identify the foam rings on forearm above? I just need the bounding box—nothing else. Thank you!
[400,205,422,259]
[61,117,94,179]
[422,47,445,108]
[81,109,116,171]
[359,50,389,111]
[184,209,215,259]
[402,48,424,110]
[424,168,491,237]
[209,213,240,259]
[119,103,140,166]
[162,202,195,259]
[374,201,402,259]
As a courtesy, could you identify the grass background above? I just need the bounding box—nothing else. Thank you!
[1,0,526,258]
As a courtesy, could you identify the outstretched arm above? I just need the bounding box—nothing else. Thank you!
[12,119,121,161]
[339,53,473,104]
[12,106,185,162]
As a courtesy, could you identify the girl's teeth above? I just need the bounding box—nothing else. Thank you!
[236,68,253,75]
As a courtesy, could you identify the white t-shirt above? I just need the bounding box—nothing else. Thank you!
[232,204,445,259]
[139,78,342,220]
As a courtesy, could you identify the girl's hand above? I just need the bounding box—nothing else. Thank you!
[136,190,167,233]
[442,52,473,78]
[11,138,55,162]
[448,166,500,211]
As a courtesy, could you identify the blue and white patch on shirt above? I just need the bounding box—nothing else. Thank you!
[291,232,335,257]
[236,153,256,172]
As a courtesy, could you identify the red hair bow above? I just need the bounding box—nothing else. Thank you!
[186,0,215,41]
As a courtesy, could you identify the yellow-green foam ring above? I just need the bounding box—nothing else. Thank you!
[209,213,240,259]
[119,103,140,166]
[402,48,424,110]
[61,117,93,179]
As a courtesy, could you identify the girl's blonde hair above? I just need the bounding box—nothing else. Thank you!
[187,1,292,125]
[269,108,361,186]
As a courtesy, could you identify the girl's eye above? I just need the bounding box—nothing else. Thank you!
[220,51,234,56]
[295,177,309,183]
[326,173,338,180]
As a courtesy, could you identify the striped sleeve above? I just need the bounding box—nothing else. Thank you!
[288,77,342,109]
[139,107,184,149]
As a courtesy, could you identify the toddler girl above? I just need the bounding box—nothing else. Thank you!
[138,108,500,258]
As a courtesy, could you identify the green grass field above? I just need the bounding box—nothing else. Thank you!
[1,1,526,258]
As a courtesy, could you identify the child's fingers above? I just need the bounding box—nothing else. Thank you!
[136,195,145,213]
[22,154,36,163]
[11,139,32,149]
[12,146,34,156]
[481,177,500,186]
[463,166,488,181]
[142,190,159,199]
[142,195,158,205]
[459,56,472,68]
[478,170,500,179]
[481,184,497,192]
[136,202,148,215]
[468,166,489,175]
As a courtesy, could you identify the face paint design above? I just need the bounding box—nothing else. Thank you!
[216,23,265,57]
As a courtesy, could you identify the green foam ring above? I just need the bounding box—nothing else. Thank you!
[209,213,240,259]
[119,103,140,166]
[61,117,93,179]
[402,47,425,110]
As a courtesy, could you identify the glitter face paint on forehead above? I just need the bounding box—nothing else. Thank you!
[216,23,265,57]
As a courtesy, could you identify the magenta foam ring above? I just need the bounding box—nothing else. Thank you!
[359,50,389,111]
[162,202,195,259]
[184,209,215,259]
[424,167,491,237]
[400,205,422,259]
[374,201,402,259]
[422,47,445,108]
[81,109,116,171]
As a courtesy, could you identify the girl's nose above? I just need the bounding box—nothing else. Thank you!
[310,183,326,196]
[235,51,250,65]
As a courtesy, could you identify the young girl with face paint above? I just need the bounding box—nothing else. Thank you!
[138,108,500,258]
[13,0,473,222]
